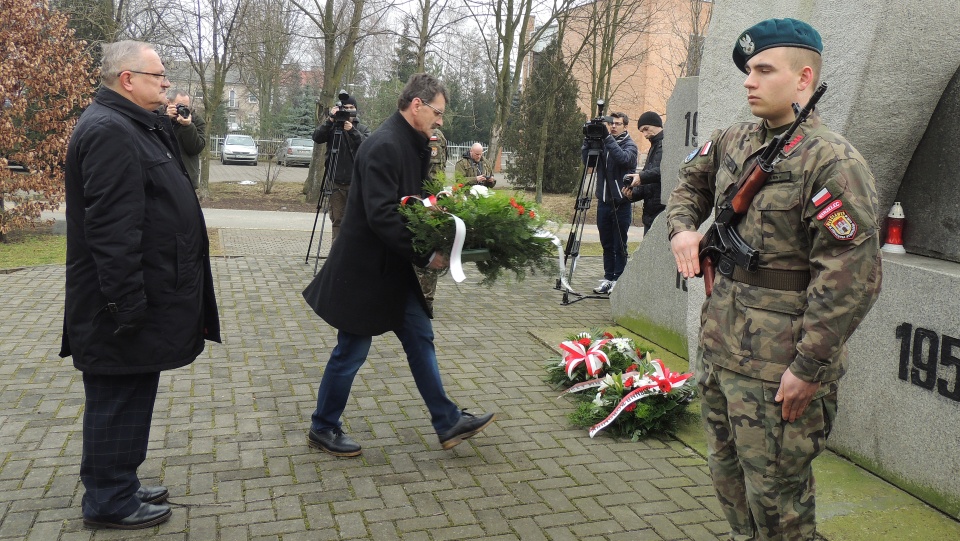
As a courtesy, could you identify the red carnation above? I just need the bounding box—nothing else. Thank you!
[528,210,536,218]
[625,402,638,412]
[657,379,672,393]
[603,332,614,339]
[577,337,591,346]
[623,377,634,388]
[627,364,638,372]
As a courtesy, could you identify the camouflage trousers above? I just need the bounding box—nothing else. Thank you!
[328,184,350,241]
[415,266,440,312]
[695,349,837,541]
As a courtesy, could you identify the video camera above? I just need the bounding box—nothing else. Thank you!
[331,90,358,124]
[582,99,613,141]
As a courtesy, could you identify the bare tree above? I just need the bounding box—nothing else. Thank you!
[564,0,660,111]
[660,0,713,81]
[236,0,302,138]
[290,0,390,202]
[53,0,169,54]
[157,0,250,200]
[464,0,573,165]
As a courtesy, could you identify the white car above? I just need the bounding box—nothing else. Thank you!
[221,134,258,166]
[276,137,314,167]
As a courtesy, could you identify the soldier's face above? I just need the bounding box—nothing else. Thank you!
[743,47,802,128]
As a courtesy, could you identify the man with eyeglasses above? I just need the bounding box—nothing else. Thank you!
[62,41,220,530]
[582,111,638,294]
[302,73,495,457]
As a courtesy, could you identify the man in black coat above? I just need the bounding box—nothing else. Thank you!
[61,41,220,530]
[624,110,666,233]
[312,96,371,240]
[302,73,495,456]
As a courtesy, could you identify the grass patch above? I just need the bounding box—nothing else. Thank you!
[0,225,66,269]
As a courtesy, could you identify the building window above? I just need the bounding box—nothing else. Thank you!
[248,94,258,103]
[228,89,237,108]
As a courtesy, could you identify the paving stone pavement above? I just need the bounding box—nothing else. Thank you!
[0,229,729,540]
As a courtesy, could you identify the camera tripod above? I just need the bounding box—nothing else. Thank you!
[304,119,353,275]
[555,138,606,305]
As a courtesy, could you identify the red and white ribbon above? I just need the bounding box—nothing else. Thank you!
[560,339,610,378]
[588,359,693,438]
[400,194,467,282]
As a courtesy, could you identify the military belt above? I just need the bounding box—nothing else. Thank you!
[731,266,810,291]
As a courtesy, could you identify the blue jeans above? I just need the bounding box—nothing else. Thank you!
[596,200,631,281]
[311,290,461,434]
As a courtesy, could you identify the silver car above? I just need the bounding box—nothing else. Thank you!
[221,134,258,166]
[277,137,314,167]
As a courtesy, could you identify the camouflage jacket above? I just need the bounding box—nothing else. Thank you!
[428,129,447,177]
[666,112,882,383]
[454,154,495,184]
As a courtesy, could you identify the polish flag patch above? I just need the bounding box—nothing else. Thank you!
[811,187,832,207]
[816,199,843,220]
[700,140,712,156]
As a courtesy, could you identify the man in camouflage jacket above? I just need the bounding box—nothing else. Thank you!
[666,18,881,541]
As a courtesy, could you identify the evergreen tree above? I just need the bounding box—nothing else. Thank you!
[281,85,320,137]
[503,39,583,195]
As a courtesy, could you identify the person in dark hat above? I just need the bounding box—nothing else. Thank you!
[622,111,665,233]
[312,94,371,240]
[666,18,881,540]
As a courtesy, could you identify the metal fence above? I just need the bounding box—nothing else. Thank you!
[209,135,285,160]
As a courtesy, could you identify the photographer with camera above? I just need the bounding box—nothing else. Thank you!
[454,143,496,187]
[312,94,370,240]
[622,111,665,234]
[582,111,637,294]
[164,89,205,190]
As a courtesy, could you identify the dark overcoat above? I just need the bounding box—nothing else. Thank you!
[60,86,221,374]
[629,131,666,225]
[303,111,431,335]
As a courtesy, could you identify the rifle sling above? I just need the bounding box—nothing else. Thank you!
[731,266,810,291]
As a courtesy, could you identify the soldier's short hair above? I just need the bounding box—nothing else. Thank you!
[398,73,449,111]
[786,47,822,87]
[101,41,153,88]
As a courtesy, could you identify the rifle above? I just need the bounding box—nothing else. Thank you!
[698,82,827,296]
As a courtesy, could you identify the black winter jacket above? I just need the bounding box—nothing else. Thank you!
[583,132,638,206]
[60,87,221,374]
[303,111,432,335]
[628,131,666,224]
[312,118,370,185]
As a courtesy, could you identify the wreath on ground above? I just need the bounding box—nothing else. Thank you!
[546,330,698,441]
[398,179,559,286]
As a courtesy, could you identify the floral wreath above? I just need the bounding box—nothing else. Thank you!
[399,179,560,285]
[546,330,697,440]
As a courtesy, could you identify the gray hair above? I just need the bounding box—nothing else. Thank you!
[168,88,191,101]
[100,40,153,88]
[397,73,448,111]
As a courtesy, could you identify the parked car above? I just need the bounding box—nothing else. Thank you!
[276,137,314,167]
[221,134,258,166]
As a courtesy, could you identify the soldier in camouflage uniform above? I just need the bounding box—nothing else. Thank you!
[454,143,496,187]
[418,129,448,310]
[665,19,882,541]
[428,128,447,179]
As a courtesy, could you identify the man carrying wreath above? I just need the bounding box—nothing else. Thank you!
[302,73,495,456]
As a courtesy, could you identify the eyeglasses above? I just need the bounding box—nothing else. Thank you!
[419,98,444,117]
[122,70,169,82]
[611,122,624,127]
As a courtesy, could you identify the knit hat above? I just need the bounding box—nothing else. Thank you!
[637,111,662,129]
[733,18,823,73]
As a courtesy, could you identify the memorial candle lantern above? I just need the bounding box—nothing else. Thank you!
[881,201,906,254]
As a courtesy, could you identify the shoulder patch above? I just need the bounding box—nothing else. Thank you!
[700,140,713,156]
[823,210,857,240]
[783,134,804,155]
[816,199,843,220]
[684,148,698,163]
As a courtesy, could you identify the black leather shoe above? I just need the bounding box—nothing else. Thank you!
[308,428,362,457]
[136,485,169,504]
[438,410,496,450]
[83,502,172,530]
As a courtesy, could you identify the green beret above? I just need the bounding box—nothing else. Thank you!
[733,18,823,73]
